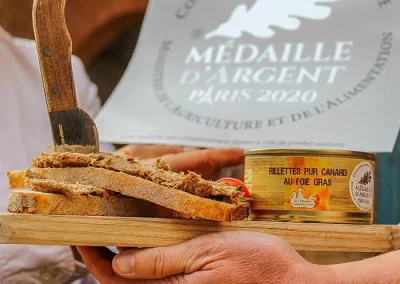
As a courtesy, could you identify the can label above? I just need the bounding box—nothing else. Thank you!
[282,157,331,211]
[245,155,375,214]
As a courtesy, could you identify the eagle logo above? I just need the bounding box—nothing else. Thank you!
[205,0,341,39]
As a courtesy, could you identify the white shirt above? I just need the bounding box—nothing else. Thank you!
[0,26,113,283]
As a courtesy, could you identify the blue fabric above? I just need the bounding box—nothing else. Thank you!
[375,132,400,225]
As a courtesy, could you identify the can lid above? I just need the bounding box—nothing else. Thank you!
[244,148,376,159]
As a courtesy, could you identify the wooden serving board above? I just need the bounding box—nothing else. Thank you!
[0,213,399,253]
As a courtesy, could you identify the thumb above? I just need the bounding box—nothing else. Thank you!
[112,236,218,280]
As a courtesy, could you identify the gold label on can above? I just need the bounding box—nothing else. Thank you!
[245,155,375,214]
[282,157,331,211]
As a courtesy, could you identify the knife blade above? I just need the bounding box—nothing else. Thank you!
[32,0,99,154]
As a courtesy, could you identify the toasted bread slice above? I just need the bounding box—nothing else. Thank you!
[8,168,249,222]
[7,190,158,217]
[32,152,243,203]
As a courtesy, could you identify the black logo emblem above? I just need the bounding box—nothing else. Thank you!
[358,171,372,185]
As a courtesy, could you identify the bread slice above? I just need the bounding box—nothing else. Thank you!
[8,168,249,222]
[7,190,158,217]
[32,152,243,203]
[8,178,192,219]
[7,151,250,222]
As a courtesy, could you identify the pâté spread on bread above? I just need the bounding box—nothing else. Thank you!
[7,150,251,222]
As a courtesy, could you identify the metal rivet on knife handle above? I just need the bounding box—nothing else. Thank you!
[44,48,52,57]
[51,88,60,95]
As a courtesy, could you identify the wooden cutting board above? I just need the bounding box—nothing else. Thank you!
[0,213,398,253]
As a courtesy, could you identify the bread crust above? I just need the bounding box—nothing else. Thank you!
[8,168,249,222]
[7,190,159,217]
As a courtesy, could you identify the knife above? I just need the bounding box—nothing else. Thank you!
[32,0,99,154]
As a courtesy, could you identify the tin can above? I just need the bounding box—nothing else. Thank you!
[244,149,376,224]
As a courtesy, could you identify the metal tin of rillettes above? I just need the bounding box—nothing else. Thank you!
[244,149,376,224]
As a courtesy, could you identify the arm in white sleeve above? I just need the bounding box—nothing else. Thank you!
[0,32,103,283]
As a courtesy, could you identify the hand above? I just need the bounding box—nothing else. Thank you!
[147,148,244,180]
[116,145,244,181]
[115,144,195,160]
[78,232,332,284]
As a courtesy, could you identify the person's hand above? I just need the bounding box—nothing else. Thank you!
[116,145,244,180]
[78,232,333,284]
[115,144,195,160]
[147,148,243,180]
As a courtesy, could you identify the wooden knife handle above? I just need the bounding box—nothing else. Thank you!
[32,0,78,112]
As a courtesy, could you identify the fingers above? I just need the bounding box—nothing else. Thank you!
[77,247,159,284]
[117,247,138,253]
[146,148,244,180]
[77,246,123,283]
[77,247,196,284]
[112,235,218,280]
[115,145,244,180]
[115,144,189,159]
[112,247,180,280]
[70,246,83,261]
[164,148,244,173]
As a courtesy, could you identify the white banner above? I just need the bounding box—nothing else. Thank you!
[95,0,400,152]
